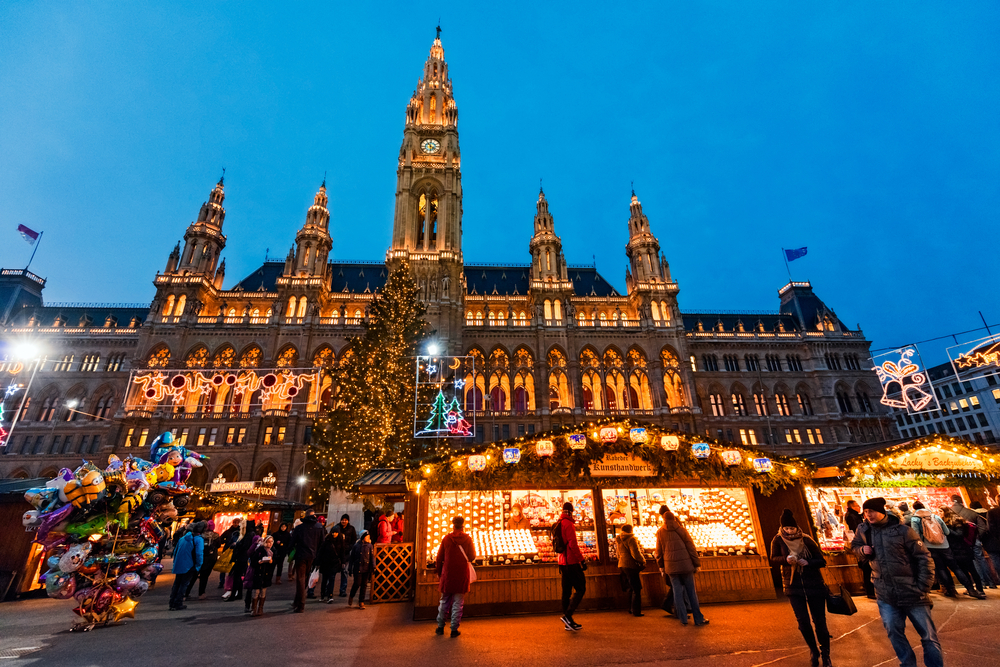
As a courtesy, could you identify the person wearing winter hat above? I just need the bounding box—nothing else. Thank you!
[852,497,941,667]
[909,501,980,599]
[770,510,831,667]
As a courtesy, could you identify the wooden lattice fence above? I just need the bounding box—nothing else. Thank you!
[372,542,414,603]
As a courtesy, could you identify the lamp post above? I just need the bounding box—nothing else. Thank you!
[2,343,45,450]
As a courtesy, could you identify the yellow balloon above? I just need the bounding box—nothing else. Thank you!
[110,598,138,622]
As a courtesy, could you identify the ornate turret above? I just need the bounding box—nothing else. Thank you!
[286,181,333,278]
[529,186,567,283]
[625,189,667,285]
[176,175,227,276]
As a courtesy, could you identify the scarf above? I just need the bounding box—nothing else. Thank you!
[779,526,808,570]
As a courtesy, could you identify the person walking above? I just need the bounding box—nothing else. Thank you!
[270,522,292,584]
[940,507,986,597]
[290,509,325,613]
[952,496,994,588]
[170,521,205,611]
[434,515,476,637]
[243,530,263,614]
[348,530,375,609]
[319,526,344,602]
[224,519,255,602]
[852,497,940,667]
[616,524,645,617]
[770,510,831,667]
[971,502,999,587]
[556,502,586,631]
[655,508,708,626]
[186,519,219,600]
[910,501,980,599]
[984,504,1000,585]
[248,535,277,616]
[337,514,358,597]
[218,519,241,590]
[898,503,914,525]
[843,500,875,599]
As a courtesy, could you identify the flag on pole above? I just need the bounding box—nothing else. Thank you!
[17,225,40,245]
[784,247,808,262]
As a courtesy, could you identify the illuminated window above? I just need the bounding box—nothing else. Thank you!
[690,355,697,373]
[753,392,768,416]
[993,388,1000,403]
[137,428,149,449]
[276,347,298,368]
[226,428,235,445]
[236,427,246,444]
[775,394,790,416]
[739,428,758,446]
[147,347,170,368]
[296,297,308,318]
[264,427,273,446]
[731,393,747,416]
[970,395,980,408]
[959,398,969,411]
[196,428,207,448]
[125,428,134,447]
[239,347,262,368]
[277,426,286,444]
[709,393,724,416]
[178,428,189,446]
[785,428,793,444]
[208,428,218,446]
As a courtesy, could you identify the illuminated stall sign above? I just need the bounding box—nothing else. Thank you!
[872,346,939,415]
[209,481,278,497]
[127,368,318,410]
[414,356,474,438]
[891,449,984,471]
[948,333,1000,382]
[591,453,656,477]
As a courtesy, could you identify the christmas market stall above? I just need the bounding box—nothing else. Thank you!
[803,435,1000,592]
[185,479,312,535]
[406,419,814,619]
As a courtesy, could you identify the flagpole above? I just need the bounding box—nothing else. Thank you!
[25,231,43,272]
[781,248,792,283]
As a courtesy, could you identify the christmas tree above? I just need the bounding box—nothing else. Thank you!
[308,260,431,499]
[418,389,451,436]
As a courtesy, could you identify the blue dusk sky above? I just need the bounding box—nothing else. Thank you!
[1,2,997,365]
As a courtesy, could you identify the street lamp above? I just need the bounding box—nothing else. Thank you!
[2,342,46,450]
[425,342,440,356]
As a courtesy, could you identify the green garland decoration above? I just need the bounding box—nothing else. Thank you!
[405,417,813,496]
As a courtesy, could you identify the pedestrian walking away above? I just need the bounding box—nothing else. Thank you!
[655,508,708,627]
[616,524,646,617]
[290,510,325,612]
[555,502,586,631]
[224,520,255,601]
[248,535,277,616]
[170,521,205,611]
[910,501,981,599]
[187,520,220,600]
[270,523,292,584]
[337,514,358,597]
[434,515,476,637]
[852,497,941,667]
[348,530,375,609]
[319,526,344,602]
[770,509,832,667]
[941,507,987,597]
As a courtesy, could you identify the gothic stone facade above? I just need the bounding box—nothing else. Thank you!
[0,35,894,500]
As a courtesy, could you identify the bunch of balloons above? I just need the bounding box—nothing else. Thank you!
[22,432,207,631]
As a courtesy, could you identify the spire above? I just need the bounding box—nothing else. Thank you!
[529,190,562,282]
[176,177,227,275]
[624,189,666,285]
[405,30,457,126]
[287,183,333,278]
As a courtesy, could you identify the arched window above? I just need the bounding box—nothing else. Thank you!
[466,311,473,323]
[543,299,552,320]
[355,309,363,319]
[599,312,607,322]
[731,392,747,416]
[604,385,617,411]
[545,249,551,271]
[651,301,661,321]
[287,296,297,318]
[162,295,175,317]
[296,297,308,318]
[549,385,560,410]
[661,301,670,324]
[489,386,506,412]
[465,387,483,412]
[708,393,724,416]
[627,386,640,411]
[775,393,791,416]
[553,299,562,321]
[797,392,814,415]
[513,386,528,414]
[175,294,187,317]
[582,385,594,411]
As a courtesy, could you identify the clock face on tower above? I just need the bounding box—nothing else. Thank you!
[420,139,441,154]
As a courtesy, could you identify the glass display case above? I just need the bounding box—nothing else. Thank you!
[805,485,964,551]
[602,487,759,558]
[425,489,598,566]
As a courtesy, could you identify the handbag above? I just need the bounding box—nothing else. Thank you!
[213,549,233,573]
[826,584,857,616]
[458,545,477,584]
[619,569,631,592]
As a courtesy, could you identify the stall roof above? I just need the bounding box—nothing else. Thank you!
[355,468,408,495]
[806,437,1000,479]
[0,478,46,499]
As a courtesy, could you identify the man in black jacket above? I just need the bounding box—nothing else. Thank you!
[336,514,358,597]
[852,497,940,667]
[290,510,325,612]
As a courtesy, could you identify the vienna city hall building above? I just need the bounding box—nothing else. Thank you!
[0,35,894,500]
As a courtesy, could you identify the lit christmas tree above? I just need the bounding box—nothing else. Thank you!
[418,389,452,436]
[308,260,431,499]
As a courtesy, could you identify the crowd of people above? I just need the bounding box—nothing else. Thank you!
[165,508,405,616]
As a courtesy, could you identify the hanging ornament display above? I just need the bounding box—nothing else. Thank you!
[599,427,618,443]
[629,427,648,444]
[567,434,587,450]
[691,443,711,459]
[503,447,521,464]
[535,440,555,457]
[661,435,680,451]
[720,450,742,466]
[753,458,774,473]
[468,455,487,472]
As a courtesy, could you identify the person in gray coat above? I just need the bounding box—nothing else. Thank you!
[852,497,940,667]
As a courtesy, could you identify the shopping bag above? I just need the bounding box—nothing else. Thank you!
[827,584,858,616]
[213,549,233,573]
[459,545,477,584]
[308,568,320,589]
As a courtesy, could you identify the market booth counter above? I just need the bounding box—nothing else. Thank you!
[803,435,1000,594]
[409,420,813,619]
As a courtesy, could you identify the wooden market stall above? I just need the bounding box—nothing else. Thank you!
[407,419,813,620]
[0,478,48,601]
[803,435,1000,593]
[355,468,417,603]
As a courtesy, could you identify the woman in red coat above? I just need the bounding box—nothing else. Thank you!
[434,516,476,637]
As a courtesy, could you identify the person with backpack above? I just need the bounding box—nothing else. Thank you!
[941,507,986,598]
[170,521,205,611]
[852,497,939,667]
[910,501,978,599]
[186,519,220,600]
[655,508,708,626]
[952,496,996,589]
[554,502,586,631]
[770,510,831,667]
[434,515,476,637]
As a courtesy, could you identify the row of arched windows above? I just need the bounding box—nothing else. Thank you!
[703,383,821,418]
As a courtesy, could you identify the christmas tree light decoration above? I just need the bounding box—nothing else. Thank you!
[414,355,474,438]
[468,455,487,471]
[661,435,680,451]
[753,458,773,473]
[536,440,555,457]
[629,427,648,443]
[691,443,711,459]
[720,450,742,466]
[568,434,587,449]
[600,427,618,443]
[503,447,521,464]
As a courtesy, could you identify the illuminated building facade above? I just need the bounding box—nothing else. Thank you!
[0,33,894,498]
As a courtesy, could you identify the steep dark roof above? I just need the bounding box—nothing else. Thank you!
[6,304,149,328]
[231,261,620,297]
[681,312,800,333]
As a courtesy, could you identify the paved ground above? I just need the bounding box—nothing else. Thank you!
[1,571,999,667]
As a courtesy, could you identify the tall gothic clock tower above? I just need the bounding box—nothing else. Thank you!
[387,28,464,351]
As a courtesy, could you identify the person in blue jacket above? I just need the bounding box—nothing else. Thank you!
[170,521,205,610]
